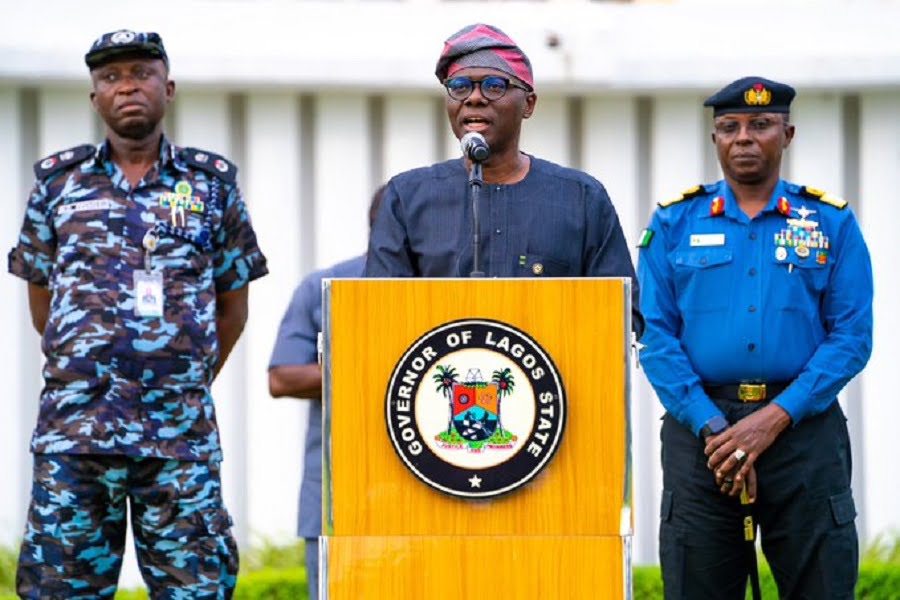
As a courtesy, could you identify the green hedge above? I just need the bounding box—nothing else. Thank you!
[1,548,897,599]
[112,562,900,599]
[111,568,307,600]
[634,563,900,599]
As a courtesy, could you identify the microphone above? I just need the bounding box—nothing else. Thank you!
[460,132,490,162]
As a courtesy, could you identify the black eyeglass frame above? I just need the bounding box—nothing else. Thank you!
[443,75,532,102]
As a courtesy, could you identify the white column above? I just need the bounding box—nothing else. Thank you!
[583,96,639,248]
[858,91,900,541]
[243,92,306,542]
[172,90,253,544]
[632,94,707,564]
[584,95,654,562]
[0,87,30,546]
[313,94,371,269]
[522,95,569,167]
[651,96,707,202]
[38,88,93,154]
[382,93,439,181]
[787,93,844,194]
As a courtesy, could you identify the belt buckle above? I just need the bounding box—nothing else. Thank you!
[738,384,767,402]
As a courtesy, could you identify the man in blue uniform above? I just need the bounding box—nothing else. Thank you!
[365,23,642,335]
[8,30,267,598]
[638,76,872,599]
[268,186,384,600]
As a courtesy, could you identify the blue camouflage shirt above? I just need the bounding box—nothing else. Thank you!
[269,255,365,538]
[365,156,643,336]
[8,137,268,461]
[637,179,873,435]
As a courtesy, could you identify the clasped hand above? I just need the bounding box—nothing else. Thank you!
[702,404,792,500]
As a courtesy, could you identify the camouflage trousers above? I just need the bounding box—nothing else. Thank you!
[17,454,239,599]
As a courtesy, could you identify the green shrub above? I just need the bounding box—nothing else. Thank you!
[109,567,306,600]
[633,559,900,599]
[858,562,900,599]
[2,537,897,599]
[0,545,16,593]
[240,537,305,572]
[233,567,307,600]
[864,530,900,565]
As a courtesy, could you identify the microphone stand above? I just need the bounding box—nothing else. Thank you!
[468,159,485,277]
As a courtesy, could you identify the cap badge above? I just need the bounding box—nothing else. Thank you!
[110,30,136,45]
[744,83,772,107]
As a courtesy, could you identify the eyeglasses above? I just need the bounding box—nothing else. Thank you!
[443,76,531,102]
[714,117,786,137]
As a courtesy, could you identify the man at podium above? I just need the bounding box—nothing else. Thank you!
[365,23,643,336]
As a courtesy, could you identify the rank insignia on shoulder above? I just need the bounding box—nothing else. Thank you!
[637,228,655,248]
[659,184,706,208]
[33,144,95,180]
[800,186,848,210]
[181,147,237,184]
[777,197,791,216]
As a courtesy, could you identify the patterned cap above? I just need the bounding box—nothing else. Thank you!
[85,30,168,69]
[435,24,533,90]
[704,76,796,116]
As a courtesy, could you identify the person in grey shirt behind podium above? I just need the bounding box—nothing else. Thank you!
[364,23,643,336]
[268,186,384,600]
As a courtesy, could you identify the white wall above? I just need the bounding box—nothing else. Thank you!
[0,1,898,588]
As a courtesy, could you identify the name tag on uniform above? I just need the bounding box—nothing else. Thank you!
[134,271,164,318]
[58,199,113,214]
[690,233,725,247]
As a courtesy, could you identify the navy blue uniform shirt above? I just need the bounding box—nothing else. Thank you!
[8,137,267,461]
[269,255,365,538]
[638,179,873,435]
[365,156,643,335]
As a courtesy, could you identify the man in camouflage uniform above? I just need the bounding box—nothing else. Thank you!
[7,30,267,598]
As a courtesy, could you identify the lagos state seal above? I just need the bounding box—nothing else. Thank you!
[385,318,566,498]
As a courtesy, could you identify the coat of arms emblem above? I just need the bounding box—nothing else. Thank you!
[386,319,566,498]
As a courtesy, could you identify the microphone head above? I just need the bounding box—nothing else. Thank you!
[460,131,490,162]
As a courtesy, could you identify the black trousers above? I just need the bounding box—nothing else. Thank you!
[659,400,858,599]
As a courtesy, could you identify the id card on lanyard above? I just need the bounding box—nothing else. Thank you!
[135,228,164,318]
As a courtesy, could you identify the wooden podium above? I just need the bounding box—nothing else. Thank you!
[322,278,633,599]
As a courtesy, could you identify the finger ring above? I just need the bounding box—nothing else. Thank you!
[724,477,734,484]
[723,479,734,488]
[734,448,747,462]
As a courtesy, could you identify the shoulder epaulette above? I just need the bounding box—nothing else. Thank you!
[800,186,848,210]
[180,147,237,184]
[658,184,707,208]
[33,144,94,180]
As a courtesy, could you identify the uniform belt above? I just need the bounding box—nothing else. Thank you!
[703,382,791,402]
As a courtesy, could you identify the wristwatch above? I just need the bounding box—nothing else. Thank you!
[700,415,729,441]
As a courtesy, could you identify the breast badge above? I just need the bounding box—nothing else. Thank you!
[159,181,205,227]
[774,205,829,264]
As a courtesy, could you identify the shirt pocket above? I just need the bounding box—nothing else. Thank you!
[153,221,213,273]
[671,248,734,312]
[518,254,573,277]
[53,197,113,243]
[771,253,830,297]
